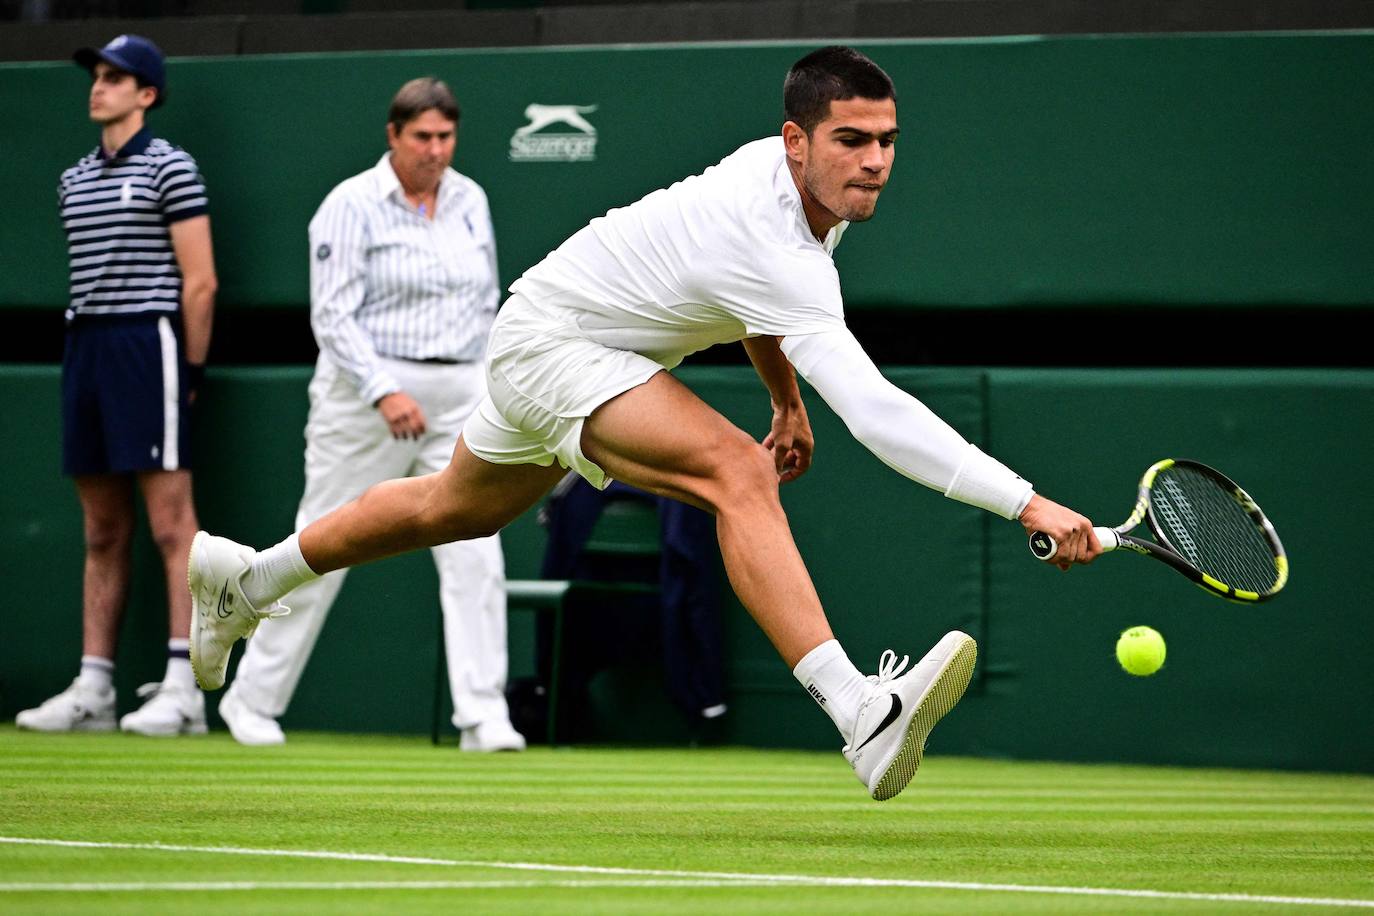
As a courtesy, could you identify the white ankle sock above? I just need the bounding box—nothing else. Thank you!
[240,532,318,608]
[77,655,114,693]
[792,639,870,739]
[164,639,195,690]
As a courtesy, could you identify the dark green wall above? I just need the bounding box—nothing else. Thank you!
[3,33,1372,312]
[3,365,1370,773]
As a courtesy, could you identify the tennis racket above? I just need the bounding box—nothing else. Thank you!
[1028,458,1288,603]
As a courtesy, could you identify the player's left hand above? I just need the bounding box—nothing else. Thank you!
[762,400,814,484]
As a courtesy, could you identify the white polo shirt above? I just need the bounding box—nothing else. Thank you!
[510,137,849,369]
[59,126,208,321]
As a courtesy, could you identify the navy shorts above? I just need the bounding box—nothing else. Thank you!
[62,315,194,476]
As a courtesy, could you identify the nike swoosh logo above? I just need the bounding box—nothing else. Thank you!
[854,695,903,752]
[216,583,231,619]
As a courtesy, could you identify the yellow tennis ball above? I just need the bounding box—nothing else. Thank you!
[1116,626,1166,676]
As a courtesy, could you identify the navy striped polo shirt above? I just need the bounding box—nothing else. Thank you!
[58,125,208,322]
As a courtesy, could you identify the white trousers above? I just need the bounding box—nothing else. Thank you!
[231,353,511,729]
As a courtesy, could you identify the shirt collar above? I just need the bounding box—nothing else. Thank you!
[771,144,847,254]
[374,152,458,204]
[772,152,823,249]
[98,125,153,161]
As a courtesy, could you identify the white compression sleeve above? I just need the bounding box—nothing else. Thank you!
[780,329,1034,520]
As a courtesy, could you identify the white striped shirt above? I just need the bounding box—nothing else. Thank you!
[308,154,499,405]
[58,126,208,321]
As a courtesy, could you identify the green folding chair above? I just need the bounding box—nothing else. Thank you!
[432,497,661,747]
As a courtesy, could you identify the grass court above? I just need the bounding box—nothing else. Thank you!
[2,727,1372,913]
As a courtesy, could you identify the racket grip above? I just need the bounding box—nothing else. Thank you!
[1028,526,1120,560]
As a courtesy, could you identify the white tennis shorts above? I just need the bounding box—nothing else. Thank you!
[462,294,663,489]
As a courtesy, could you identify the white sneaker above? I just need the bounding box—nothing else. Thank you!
[219,687,285,746]
[844,631,978,801]
[187,531,290,690]
[460,719,527,752]
[15,679,116,733]
[119,681,207,737]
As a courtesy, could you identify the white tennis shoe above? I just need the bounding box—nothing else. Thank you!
[119,681,207,737]
[218,687,285,746]
[187,531,290,691]
[460,719,527,752]
[15,679,116,733]
[844,631,978,801]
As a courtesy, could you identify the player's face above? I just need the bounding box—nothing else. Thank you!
[88,62,154,125]
[794,96,898,225]
[388,109,457,193]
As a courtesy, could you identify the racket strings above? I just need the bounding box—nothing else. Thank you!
[1149,466,1278,594]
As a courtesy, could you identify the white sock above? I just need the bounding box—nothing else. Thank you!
[240,532,318,608]
[164,639,195,690]
[77,656,114,693]
[792,639,870,740]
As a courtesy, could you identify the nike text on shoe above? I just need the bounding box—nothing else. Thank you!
[15,679,116,733]
[843,631,978,801]
[187,531,290,691]
[218,688,285,746]
[119,681,208,737]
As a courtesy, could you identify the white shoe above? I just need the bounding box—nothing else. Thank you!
[119,681,207,737]
[844,631,978,801]
[460,719,527,752]
[15,679,116,733]
[219,687,285,746]
[187,531,290,690]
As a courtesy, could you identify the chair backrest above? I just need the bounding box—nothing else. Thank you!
[582,498,660,557]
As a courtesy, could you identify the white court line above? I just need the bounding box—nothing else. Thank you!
[2,836,1371,908]
[0,881,782,892]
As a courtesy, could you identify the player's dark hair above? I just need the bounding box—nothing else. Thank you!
[388,77,460,132]
[784,46,895,134]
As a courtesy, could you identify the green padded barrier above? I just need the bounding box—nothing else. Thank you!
[2,33,1371,311]
[2,365,1370,771]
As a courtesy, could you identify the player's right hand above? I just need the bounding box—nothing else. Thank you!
[1019,494,1100,571]
[762,400,814,484]
[376,391,427,440]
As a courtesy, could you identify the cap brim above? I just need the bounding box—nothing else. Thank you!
[72,47,104,71]
[73,47,135,76]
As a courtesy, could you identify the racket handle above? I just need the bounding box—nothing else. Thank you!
[1028,526,1120,560]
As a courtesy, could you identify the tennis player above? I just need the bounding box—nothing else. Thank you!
[189,46,1099,800]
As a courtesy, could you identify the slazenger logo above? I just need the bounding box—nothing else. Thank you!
[509,104,599,162]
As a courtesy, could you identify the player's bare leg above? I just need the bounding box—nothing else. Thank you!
[579,371,831,667]
[581,371,976,801]
[296,449,567,573]
[186,447,565,689]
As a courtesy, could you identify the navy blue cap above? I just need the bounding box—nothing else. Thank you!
[74,34,166,109]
